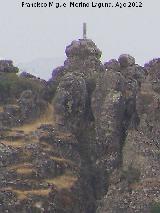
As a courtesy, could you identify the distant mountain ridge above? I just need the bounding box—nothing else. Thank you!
[18,57,64,80]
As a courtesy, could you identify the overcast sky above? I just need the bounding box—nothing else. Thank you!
[0,0,160,78]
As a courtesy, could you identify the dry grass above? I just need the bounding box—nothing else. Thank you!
[50,156,73,165]
[0,106,4,112]
[16,168,34,175]
[14,104,55,133]
[8,163,33,170]
[15,189,51,200]
[45,174,77,189]
[21,150,33,161]
[8,163,35,175]
[43,147,53,152]
[41,142,53,152]
[56,132,73,140]
[14,120,48,133]
[2,187,51,200]
[1,140,25,148]
[7,131,24,138]
[130,178,160,190]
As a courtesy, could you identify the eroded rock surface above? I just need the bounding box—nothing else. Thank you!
[0,41,160,213]
[96,58,160,213]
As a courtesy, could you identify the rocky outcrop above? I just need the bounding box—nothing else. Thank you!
[51,66,65,81]
[96,58,160,213]
[0,90,47,127]
[53,39,107,212]
[92,54,144,174]
[118,54,135,67]
[104,59,120,71]
[0,39,160,213]
[54,39,105,133]
[64,39,104,80]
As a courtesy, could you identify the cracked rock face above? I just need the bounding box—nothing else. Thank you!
[54,39,105,134]
[96,59,160,213]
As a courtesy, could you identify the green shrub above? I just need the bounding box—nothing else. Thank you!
[45,83,58,102]
[151,202,160,213]
[121,165,140,184]
[0,73,44,103]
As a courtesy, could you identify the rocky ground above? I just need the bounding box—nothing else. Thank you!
[0,105,83,212]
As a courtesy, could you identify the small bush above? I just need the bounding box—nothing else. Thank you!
[45,82,58,102]
[0,73,45,103]
[151,202,160,213]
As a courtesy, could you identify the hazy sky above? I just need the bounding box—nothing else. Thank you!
[0,0,160,78]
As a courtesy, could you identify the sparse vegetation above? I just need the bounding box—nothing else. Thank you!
[14,104,54,132]
[8,163,35,176]
[1,140,25,148]
[45,174,77,189]
[50,156,72,163]
[151,202,160,213]
[11,188,51,200]
[0,106,3,112]
[121,165,140,184]
[16,167,34,175]
[0,73,44,103]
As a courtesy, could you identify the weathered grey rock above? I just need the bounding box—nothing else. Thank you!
[3,105,20,115]
[54,73,87,133]
[19,71,36,79]
[96,59,159,213]
[0,89,47,127]
[66,39,102,59]
[53,39,107,212]
[104,59,120,71]
[51,66,65,80]
[92,69,126,175]
[118,54,135,68]
[64,39,104,79]
[54,39,105,134]
[0,143,18,167]
[145,58,160,93]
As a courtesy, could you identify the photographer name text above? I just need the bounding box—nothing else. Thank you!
[21,1,143,9]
